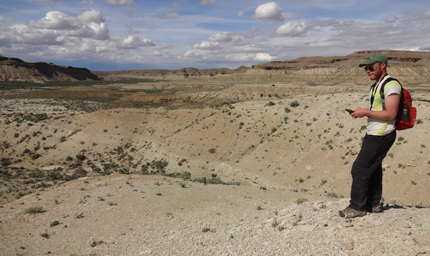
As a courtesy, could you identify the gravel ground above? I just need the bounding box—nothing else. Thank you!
[1,174,429,256]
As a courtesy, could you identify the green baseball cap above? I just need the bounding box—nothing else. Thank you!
[359,52,388,67]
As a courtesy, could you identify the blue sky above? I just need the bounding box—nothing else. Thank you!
[1,0,430,71]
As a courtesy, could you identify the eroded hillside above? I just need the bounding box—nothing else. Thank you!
[1,81,429,207]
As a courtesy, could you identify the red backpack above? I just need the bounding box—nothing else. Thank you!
[379,77,417,130]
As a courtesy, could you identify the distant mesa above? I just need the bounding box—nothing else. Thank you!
[251,50,430,70]
[0,55,100,83]
[2,50,430,85]
[93,65,251,80]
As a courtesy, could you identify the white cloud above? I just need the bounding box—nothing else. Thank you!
[254,2,283,21]
[152,49,171,58]
[61,23,108,40]
[184,49,201,57]
[424,9,430,18]
[79,42,94,52]
[78,22,109,40]
[159,13,179,19]
[253,2,296,22]
[28,11,77,30]
[29,0,59,3]
[254,53,273,62]
[104,0,134,5]
[142,38,155,47]
[419,45,430,50]
[116,35,155,49]
[276,22,307,36]
[207,32,245,46]
[200,0,216,5]
[27,10,109,40]
[237,10,247,17]
[0,15,4,21]
[193,41,220,50]
[80,0,94,4]
[224,54,254,62]
[78,10,106,23]
[208,32,231,42]
[384,15,398,23]
[206,32,244,44]
[0,25,12,46]
[121,35,140,48]
[5,25,63,46]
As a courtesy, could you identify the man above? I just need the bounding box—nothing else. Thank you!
[339,52,401,218]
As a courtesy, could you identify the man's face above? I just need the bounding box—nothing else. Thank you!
[364,62,384,81]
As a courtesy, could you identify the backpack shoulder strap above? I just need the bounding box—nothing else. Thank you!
[377,75,402,110]
[370,75,391,110]
[379,76,401,100]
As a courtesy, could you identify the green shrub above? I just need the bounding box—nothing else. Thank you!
[31,153,41,160]
[295,198,305,204]
[50,221,60,227]
[197,177,240,185]
[326,192,340,198]
[40,230,50,238]
[25,206,45,214]
[167,171,191,179]
[48,169,63,180]
[290,101,300,108]
[76,154,86,161]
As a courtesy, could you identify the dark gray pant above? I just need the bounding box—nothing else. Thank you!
[349,132,396,210]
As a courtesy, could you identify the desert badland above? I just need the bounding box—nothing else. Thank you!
[1,50,430,255]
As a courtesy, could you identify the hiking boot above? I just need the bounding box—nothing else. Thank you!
[363,204,384,213]
[339,206,366,218]
[372,205,384,213]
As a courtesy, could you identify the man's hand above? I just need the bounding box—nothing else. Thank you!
[350,108,368,118]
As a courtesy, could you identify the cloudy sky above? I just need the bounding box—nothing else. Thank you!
[1,0,430,71]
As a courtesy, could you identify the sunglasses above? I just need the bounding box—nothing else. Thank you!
[364,63,380,72]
